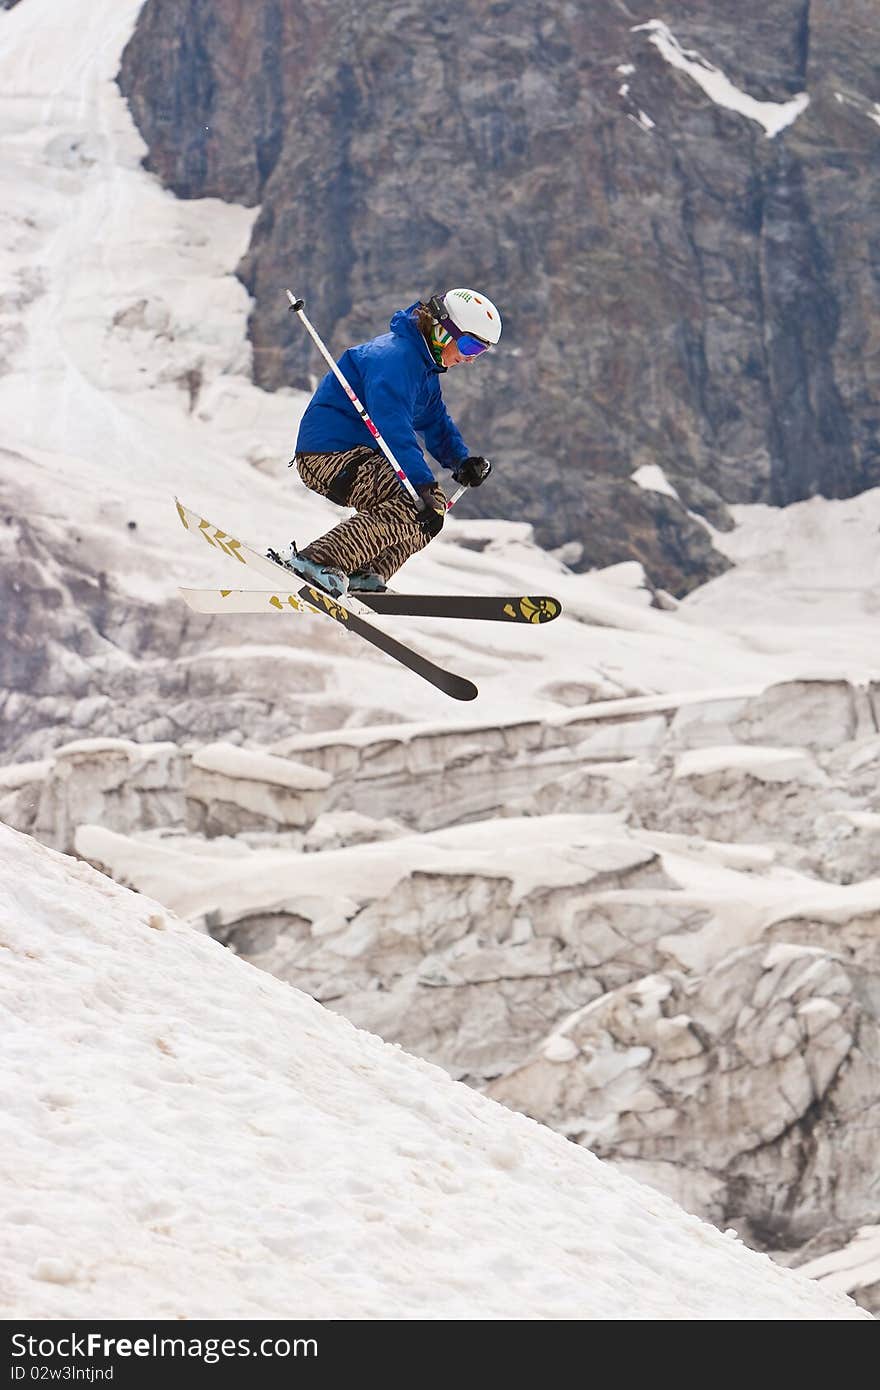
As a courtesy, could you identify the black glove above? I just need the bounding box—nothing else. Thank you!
[415,483,445,538]
[452,455,492,488]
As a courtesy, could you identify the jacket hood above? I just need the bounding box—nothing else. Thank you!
[390,302,444,372]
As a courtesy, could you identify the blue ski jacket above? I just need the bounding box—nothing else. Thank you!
[295,303,470,487]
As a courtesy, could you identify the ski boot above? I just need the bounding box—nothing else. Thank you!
[267,543,349,599]
[348,567,388,594]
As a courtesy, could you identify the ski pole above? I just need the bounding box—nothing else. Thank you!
[285,289,468,512]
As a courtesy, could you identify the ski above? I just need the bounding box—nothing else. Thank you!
[177,586,562,623]
[174,498,478,701]
[179,587,321,617]
[293,583,479,699]
[363,592,561,622]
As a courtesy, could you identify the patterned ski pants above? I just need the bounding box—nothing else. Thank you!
[296,447,446,581]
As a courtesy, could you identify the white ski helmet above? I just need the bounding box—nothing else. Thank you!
[435,287,502,347]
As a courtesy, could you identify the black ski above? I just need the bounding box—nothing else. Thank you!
[295,585,478,700]
[175,498,478,701]
[358,592,561,622]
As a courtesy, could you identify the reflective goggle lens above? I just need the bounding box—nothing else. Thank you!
[455,333,491,357]
[439,316,491,357]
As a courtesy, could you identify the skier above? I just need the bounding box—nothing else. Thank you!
[271,288,502,596]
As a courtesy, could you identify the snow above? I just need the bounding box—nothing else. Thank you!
[0,821,869,1320]
[631,464,680,500]
[191,743,332,792]
[834,91,880,130]
[643,847,880,976]
[0,759,54,790]
[628,110,657,133]
[677,493,880,682]
[798,1227,880,1299]
[673,745,824,784]
[634,20,810,138]
[74,814,654,924]
[72,799,880,1014]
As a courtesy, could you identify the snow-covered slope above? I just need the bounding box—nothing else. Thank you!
[0,821,869,1320]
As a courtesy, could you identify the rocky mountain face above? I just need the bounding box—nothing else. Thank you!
[118,0,880,594]
[6,675,879,1313]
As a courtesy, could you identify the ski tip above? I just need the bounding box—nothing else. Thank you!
[453,680,479,702]
[519,596,562,623]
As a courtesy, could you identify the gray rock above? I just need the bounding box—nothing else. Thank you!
[488,943,878,1248]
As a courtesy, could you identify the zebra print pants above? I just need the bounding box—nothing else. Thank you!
[295,447,446,580]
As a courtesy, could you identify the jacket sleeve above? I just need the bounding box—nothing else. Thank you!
[362,360,436,489]
[416,374,469,471]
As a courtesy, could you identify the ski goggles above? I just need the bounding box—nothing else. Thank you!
[437,316,492,357]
